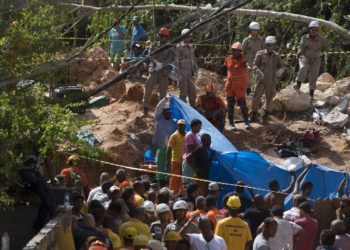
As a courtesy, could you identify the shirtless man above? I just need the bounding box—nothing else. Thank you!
[264,171,296,209]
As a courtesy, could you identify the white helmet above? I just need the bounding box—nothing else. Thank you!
[181,28,190,36]
[173,200,188,210]
[265,36,276,44]
[142,200,156,213]
[249,21,260,30]
[309,20,320,28]
[156,203,170,214]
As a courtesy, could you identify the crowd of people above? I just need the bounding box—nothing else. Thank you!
[108,17,330,130]
[55,151,350,250]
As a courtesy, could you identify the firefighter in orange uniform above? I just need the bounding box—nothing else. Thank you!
[196,84,226,132]
[223,42,250,130]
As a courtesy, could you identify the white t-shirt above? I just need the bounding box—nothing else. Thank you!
[269,217,302,250]
[187,233,227,250]
[253,233,270,250]
[283,207,301,221]
[87,186,102,203]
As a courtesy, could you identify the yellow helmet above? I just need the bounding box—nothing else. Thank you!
[226,195,241,209]
[164,231,181,241]
[67,154,79,164]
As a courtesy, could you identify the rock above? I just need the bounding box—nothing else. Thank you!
[323,109,349,128]
[316,81,334,91]
[273,87,312,112]
[107,81,126,100]
[316,72,336,91]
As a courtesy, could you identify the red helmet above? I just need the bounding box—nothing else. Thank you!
[159,27,169,36]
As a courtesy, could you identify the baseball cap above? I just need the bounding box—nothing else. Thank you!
[122,227,137,239]
[208,182,220,191]
[177,119,186,125]
[109,185,120,193]
[164,231,181,241]
[143,200,156,213]
[156,203,170,214]
[173,200,188,210]
[226,195,241,209]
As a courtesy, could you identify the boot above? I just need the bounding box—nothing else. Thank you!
[142,107,148,118]
[262,111,269,125]
[250,111,258,123]
[294,81,301,90]
[243,116,250,130]
[240,103,250,129]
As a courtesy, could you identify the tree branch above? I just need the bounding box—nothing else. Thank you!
[61,3,350,40]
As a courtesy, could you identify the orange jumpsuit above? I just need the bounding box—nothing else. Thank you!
[196,95,226,131]
[224,55,248,99]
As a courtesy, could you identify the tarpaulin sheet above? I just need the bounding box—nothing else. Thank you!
[153,96,349,207]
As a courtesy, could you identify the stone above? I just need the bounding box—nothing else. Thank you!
[273,87,312,112]
[323,109,349,128]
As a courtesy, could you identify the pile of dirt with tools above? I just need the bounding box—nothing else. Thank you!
[72,47,350,182]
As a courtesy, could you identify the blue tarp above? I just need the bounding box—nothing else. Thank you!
[153,96,350,208]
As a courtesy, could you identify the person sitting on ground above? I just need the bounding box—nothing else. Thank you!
[269,206,304,250]
[208,182,221,199]
[317,229,341,250]
[182,119,202,186]
[150,203,171,241]
[264,171,296,209]
[223,41,250,130]
[163,200,199,239]
[215,196,253,250]
[295,201,318,250]
[107,199,128,229]
[292,163,313,203]
[184,216,227,250]
[133,181,146,207]
[206,195,225,230]
[164,231,181,250]
[186,196,207,225]
[61,154,89,196]
[87,172,110,203]
[73,213,113,250]
[253,217,278,250]
[330,219,350,250]
[283,195,307,222]
[187,134,216,195]
[116,169,131,192]
[102,215,122,249]
[152,107,177,186]
[167,119,186,195]
[118,207,153,244]
[142,200,156,225]
[196,84,226,132]
[122,187,137,217]
[243,195,271,238]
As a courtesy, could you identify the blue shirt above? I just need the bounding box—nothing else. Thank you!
[109,26,126,53]
[131,25,147,45]
[152,118,177,148]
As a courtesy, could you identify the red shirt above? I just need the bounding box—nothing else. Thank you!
[295,216,318,250]
[207,208,225,229]
[119,179,131,191]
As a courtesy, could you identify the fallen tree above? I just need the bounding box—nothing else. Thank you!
[62,3,350,40]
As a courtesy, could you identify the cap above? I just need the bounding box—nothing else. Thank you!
[226,195,241,208]
[249,21,260,30]
[147,239,165,250]
[208,182,220,191]
[133,234,149,246]
[181,28,190,36]
[109,185,120,193]
[177,119,186,125]
[156,203,170,214]
[142,200,156,212]
[164,231,181,241]
[133,16,141,21]
[122,227,138,239]
[265,36,276,44]
[173,200,188,210]
[309,20,320,28]
[231,42,243,50]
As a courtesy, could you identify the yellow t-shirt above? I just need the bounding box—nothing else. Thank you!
[104,228,122,249]
[168,131,185,163]
[134,193,145,207]
[215,217,252,250]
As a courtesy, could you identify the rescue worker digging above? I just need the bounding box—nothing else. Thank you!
[174,28,198,107]
[242,21,264,96]
[142,27,174,117]
[294,21,330,99]
[196,84,226,132]
[250,36,284,125]
[224,42,250,130]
